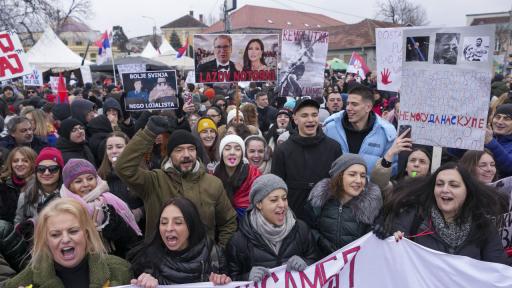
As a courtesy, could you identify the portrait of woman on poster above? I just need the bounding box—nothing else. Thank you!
[240,39,268,71]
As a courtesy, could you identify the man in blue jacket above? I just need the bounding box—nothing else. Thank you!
[323,85,396,173]
[485,103,512,177]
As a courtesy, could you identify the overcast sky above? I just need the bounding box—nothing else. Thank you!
[85,0,510,38]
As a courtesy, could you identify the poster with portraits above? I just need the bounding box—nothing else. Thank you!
[399,25,495,150]
[193,34,279,83]
[122,70,178,111]
[278,29,329,99]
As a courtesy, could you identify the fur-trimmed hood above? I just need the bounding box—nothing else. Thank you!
[308,178,382,224]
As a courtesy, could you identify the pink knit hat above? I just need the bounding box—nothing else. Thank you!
[62,159,97,188]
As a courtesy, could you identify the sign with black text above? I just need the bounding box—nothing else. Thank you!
[122,70,178,111]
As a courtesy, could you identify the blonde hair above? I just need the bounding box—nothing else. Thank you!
[21,108,49,137]
[30,198,106,269]
[0,146,37,181]
[240,103,259,127]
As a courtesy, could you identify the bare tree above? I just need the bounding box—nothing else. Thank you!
[0,0,92,45]
[376,0,429,26]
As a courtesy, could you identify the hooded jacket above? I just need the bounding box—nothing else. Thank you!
[103,97,136,138]
[323,111,396,174]
[304,179,382,256]
[4,253,132,288]
[56,136,96,166]
[115,128,237,247]
[271,129,342,219]
[226,209,319,280]
[70,99,95,125]
[86,115,113,166]
[485,134,512,177]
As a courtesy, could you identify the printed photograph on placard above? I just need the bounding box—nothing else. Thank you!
[433,33,460,65]
[122,70,178,111]
[462,36,490,62]
[405,36,429,62]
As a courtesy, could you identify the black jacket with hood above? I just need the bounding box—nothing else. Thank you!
[304,179,382,257]
[103,97,136,138]
[226,209,319,281]
[56,136,96,165]
[87,114,113,166]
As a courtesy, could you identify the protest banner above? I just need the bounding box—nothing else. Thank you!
[491,177,512,249]
[122,70,178,111]
[113,233,512,288]
[22,66,43,87]
[399,25,495,150]
[376,28,403,92]
[0,30,31,81]
[278,29,328,98]
[80,66,93,84]
[49,76,60,94]
[194,34,279,83]
[118,63,146,75]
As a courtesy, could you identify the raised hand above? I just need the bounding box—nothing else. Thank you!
[381,68,392,85]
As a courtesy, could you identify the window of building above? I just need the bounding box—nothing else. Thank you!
[76,41,83,46]
[90,53,96,58]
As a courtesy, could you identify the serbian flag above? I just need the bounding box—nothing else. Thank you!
[176,38,188,59]
[95,31,112,64]
[57,73,68,104]
[347,52,370,80]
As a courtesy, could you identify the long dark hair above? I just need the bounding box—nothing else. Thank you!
[243,39,266,70]
[458,149,498,182]
[128,197,207,275]
[381,162,507,244]
[393,146,432,181]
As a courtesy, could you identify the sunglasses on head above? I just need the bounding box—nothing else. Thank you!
[36,165,60,174]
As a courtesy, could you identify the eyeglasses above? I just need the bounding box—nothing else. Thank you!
[36,165,60,174]
[71,126,85,133]
[214,45,231,50]
[27,91,36,94]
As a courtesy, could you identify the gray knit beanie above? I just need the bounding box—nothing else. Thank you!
[329,153,367,178]
[250,174,288,206]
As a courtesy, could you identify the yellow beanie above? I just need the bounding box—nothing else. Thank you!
[197,117,218,133]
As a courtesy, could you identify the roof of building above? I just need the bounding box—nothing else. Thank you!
[161,14,208,29]
[204,4,345,33]
[326,19,400,50]
[59,17,96,33]
[470,16,510,26]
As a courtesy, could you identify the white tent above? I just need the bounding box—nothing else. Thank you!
[152,54,194,70]
[27,28,92,72]
[159,36,177,55]
[140,42,159,58]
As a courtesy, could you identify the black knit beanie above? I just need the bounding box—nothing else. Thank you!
[167,130,198,154]
[58,118,83,140]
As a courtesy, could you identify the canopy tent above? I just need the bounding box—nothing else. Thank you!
[152,54,194,70]
[27,28,92,72]
[159,36,177,55]
[140,42,159,58]
[327,58,348,70]
[89,56,169,72]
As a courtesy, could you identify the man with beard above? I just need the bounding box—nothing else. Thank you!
[115,115,237,247]
[325,92,343,114]
[271,98,342,220]
[433,33,459,65]
[0,116,47,153]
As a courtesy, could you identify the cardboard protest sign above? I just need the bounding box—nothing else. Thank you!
[399,25,495,150]
[113,233,512,288]
[0,30,31,81]
[122,70,178,111]
[79,66,93,84]
[376,28,403,92]
[194,34,279,83]
[23,66,43,87]
[278,29,328,98]
[492,177,512,248]
[49,76,60,94]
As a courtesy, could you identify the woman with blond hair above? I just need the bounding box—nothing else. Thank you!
[4,198,132,288]
[21,107,58,147]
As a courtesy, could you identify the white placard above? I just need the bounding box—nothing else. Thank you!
[0,30,31,81]
[376,28,403,92]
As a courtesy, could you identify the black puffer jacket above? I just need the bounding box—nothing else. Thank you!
[106,171,143,210]
[226,209,319,280]
[103,97,136,138]
[304,179,382,257]
[56,137,96,165]
[0,179,20,223]
[271,129,342,219]
[0,220,29,272]
[392,207,508,265]
[87,115,113,166]
[131,238,222,284]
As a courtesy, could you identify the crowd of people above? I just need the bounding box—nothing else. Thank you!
[0,70,510,287]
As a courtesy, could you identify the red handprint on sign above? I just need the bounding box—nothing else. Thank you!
[380,68,392,85]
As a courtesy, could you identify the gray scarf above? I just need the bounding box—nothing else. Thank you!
[250,209,296,255]
[430,207,471,249]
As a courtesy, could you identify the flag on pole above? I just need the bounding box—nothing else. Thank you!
[176,38,188,59]
[57,73,68,104]
[95,31,112,64]
[347,52,370,80]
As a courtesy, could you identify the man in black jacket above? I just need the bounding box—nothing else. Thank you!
[196,35,237,83]
[271,98,342,219]
[255,91,277,133]
[0,116,47,154]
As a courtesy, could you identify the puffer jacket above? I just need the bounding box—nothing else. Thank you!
[0,220,29,272]
[0,251,16,284]
[323,111,396,174]
[56,136,96,165]
[87,115,113,166]
[0,178,20,223]
[131,238,224,284]
[226,209,319,280]
[102,97,136,138]
[115,128,237,247]
[304,179,382,257]
[485,134,512,177]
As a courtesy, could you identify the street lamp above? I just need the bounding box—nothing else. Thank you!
[142,16,157,49]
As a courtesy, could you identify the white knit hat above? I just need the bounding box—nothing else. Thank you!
[219,134,246,159]
[227,109,244,124]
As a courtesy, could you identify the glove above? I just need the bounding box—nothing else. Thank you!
[146,115,171,135]
[15,219,35,241]
[286,255,307,272]
[372,223,392,240]
[248,266,270,283]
